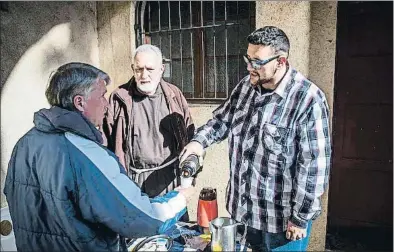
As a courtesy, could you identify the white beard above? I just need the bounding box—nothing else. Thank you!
[136,82,158,95]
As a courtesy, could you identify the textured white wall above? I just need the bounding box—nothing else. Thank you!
[1,2,99,207]
[186,105,232,220]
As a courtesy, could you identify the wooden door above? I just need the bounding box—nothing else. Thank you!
[329,1,393,228]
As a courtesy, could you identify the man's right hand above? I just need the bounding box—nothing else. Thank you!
[179,141,205,164]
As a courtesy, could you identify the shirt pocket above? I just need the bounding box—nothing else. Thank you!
[262,123,289,155]
[261,123,291,176]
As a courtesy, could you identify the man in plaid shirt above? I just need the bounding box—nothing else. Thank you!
[180,26,331,251]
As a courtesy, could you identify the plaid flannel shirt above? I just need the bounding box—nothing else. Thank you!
[192,67,331,233]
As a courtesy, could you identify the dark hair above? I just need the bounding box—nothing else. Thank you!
[45,62,110,110]
[247,26,290,55]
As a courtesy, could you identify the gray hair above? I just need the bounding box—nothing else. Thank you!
[45,62,110,110]
[133,44,163,65]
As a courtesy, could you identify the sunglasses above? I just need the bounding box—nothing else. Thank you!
[243,54,280,70]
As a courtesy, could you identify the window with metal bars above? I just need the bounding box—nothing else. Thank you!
[135,1,256,102]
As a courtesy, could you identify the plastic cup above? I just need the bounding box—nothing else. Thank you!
[180,177,193,188]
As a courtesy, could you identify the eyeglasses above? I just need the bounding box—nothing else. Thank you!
[243,54,280,70]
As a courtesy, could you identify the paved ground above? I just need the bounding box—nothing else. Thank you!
[325,227,392,251]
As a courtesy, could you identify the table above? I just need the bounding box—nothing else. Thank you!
[127,222,251,251]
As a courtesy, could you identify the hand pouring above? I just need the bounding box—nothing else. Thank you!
[209,217,246,251]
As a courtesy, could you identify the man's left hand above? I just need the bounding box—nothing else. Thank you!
[286,221,307,241]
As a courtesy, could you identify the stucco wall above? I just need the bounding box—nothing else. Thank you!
[307,3,337,250]
[256,1,311,76]
[309,2,337,115]
[0,2,99,207]
[97,1,136,95]
[256,1,337,250]
[187,105,231,220]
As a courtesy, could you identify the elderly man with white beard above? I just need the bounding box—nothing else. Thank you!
[101,44,195,221]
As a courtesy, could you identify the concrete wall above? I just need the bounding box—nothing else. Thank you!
[256,1,338,250]
[307,3,337,249]
[0,2,99,207]
[97,1,136,95]
[256,1,312,76]
[187,105,231,219]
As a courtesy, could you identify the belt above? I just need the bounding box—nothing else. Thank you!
[128,156,178,175]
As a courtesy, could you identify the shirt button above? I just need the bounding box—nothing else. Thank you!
[241,196,247,205]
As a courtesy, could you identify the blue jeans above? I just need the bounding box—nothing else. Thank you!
[238,222,312,251]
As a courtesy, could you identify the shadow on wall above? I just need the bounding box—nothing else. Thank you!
[96,1,135,95]
[308,1,337,110]
[0,1,99,207]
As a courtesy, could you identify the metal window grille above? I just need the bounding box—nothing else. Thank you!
[135,1,256,102]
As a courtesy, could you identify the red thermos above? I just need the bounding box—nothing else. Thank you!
[197,187,218,230]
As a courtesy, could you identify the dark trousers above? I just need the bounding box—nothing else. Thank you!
[237,222,312,251]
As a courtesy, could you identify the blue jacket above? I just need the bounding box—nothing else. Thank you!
[4,106,186,251]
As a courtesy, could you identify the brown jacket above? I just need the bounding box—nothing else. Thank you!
[101,77,195,174]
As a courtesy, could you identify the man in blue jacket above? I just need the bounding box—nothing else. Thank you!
[3,62,192,251]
